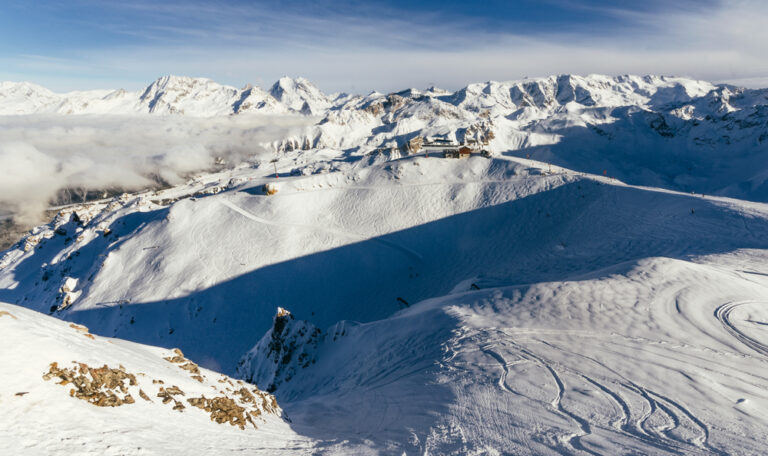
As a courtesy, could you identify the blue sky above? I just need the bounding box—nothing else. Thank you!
[1,0,766,93]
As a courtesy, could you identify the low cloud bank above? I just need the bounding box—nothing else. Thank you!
[0,114,312,224]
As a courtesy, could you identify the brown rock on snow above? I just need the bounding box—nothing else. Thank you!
[43,362,137,407]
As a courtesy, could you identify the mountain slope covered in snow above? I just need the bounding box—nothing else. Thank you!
[3,74,768,454]
[0,301,307,455]
[240,252,768,454]
[4,153,768,454]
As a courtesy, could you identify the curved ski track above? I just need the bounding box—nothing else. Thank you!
[714,301,768,357]
[219,198,423,261]
[466,328,729,455]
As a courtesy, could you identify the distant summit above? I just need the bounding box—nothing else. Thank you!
[0,75,334,116]
[269,76,331,115]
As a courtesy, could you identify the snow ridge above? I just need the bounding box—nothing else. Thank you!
[3,73,768,455]
[0,75,327,116]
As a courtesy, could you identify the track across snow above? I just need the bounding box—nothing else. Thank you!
[714,301,768,357]
[219,198,423,261]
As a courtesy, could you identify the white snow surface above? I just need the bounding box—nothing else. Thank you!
[0,75,330,116]
[0,302,308,455]
[2,73,768,454]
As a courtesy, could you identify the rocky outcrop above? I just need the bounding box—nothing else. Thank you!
[43,361,138,407]
[42,353,281,429]
[236,308,322,392]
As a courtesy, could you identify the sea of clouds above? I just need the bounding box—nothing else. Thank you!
[0,114,312,224]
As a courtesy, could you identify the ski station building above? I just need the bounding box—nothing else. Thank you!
[421,137,489,158]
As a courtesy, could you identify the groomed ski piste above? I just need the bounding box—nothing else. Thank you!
[2,74,768,455]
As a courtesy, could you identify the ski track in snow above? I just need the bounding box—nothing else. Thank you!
[219,197,424,261]
[555,339,722,454]
[714,301,768,357]
[480,347,524,397]
[465,324,735,455]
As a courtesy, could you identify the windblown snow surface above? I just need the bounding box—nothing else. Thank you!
[2,74,768,455]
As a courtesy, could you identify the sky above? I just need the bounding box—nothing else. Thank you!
[1,0,767,94]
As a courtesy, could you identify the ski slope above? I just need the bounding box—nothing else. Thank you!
[249,252,768,454]
[3,152,768,454]
[2,73,768,454]
[6,153,767,371]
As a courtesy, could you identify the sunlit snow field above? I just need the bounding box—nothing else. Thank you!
[3,74,768,455]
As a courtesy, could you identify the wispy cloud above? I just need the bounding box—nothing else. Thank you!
[1,0,767,92]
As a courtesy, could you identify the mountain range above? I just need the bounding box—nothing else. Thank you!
[2,74,768,455]
[3,73,766,200]
[0,75,333,116]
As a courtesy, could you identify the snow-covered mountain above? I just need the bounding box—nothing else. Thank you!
[3,74,768,454]
[297,74,768,202]
[0,75,329,116]
[268,76,332,115]
[6,73,763,200]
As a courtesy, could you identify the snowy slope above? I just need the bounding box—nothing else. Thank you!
[4,151,768,367]
[3,73,768,454]
[4,153,768,453]
[239,251,768,455]
[0,301,312,455]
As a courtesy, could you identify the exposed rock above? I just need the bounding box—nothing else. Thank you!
[408,136,423,153]
[164,348,204,378]
[69,323,95,339]
[157,385,185,404]
[43,362,137,407]
[187,395,259,429]
[263,183,279,195]
[364,102,383,116]
[236,307,323,392]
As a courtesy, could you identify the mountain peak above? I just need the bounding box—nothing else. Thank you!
[269,76,317,96]
[269,76,329,114]
[140,75,227,98]
[137,75,239,115]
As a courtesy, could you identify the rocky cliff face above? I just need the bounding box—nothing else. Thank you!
[236,308,323,393]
